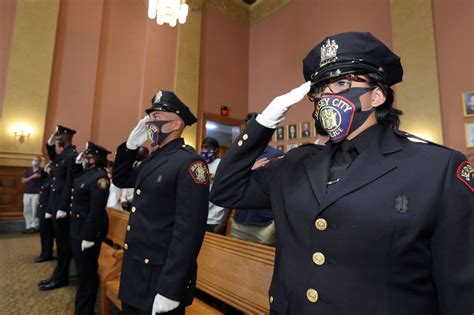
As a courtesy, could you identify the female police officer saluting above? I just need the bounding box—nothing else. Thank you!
[70,142,111,315]
[210,32,474,314]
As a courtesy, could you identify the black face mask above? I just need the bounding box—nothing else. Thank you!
[312,87,375,143]
[82,157,95,170]
[145,120,172,147]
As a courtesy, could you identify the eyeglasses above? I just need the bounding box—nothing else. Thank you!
[307,75,371,102]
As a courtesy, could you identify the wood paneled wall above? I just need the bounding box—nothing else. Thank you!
[0,166,27,220]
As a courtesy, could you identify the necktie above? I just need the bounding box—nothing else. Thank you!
[327,140,357,185]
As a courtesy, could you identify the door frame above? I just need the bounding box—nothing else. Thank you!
[197,112,244,154]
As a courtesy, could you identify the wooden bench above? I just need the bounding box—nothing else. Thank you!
[100,208,275,314]
[98,207,128,314]
[196,233,275,313]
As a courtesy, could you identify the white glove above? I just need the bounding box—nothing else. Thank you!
[126,116,148,150]
[45,212,52,219]
[256,81,311,129]
[47,133,56,146]
[152,293,180,314]
[81,240,95,251]
[56,210,67,219]
[75,152,84,164]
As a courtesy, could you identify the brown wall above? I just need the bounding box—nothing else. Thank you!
[248,0,393,125]
[199,5,249,121]
[0,0,16,115]
[2,0,473,159]
[44,0,178,156]
[433,0,474,154]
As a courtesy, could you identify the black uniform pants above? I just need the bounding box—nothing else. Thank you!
[71,238,101,315]
[51,216,72,282]
[122,302,185,315]
[38,211,54,258]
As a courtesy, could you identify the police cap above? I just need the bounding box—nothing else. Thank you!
[303,32,403,86]
[145,90,197,126]
[55,125,76,136]
[84,141,111,159]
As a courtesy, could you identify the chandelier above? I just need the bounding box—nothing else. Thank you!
[148,0,189,27]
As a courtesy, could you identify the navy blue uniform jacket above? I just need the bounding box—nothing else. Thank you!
[70,166,109,242]
[112,138,209,311]
[45,144,81,216]
[210,118,474,315]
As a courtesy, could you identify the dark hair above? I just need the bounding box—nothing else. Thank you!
[245,112,259,124]
[201,136,220,149]
[366,72,402,129]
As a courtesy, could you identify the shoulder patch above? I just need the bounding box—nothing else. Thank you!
[456,161,474,192]
[188,161,209,185]
[96,177,110,190]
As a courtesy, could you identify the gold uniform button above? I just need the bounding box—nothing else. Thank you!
[144,258,149,264]
[76,214,80,218]
[124,243,128,250]
[136,189,141,195]
[306,288,319,303]
[315,218,327,231]
[242,134,249,140]
[69,203,72,207]
[269,296,273,304]
[71,196,74,200]
[238,140,243,147]
[127,225,130,231]
[71,188,74,192]
[312,252,325,266]
[131,206,136,213]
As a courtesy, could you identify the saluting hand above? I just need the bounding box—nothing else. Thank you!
[126,116,149,150]
[152,293,180,314]
[256,81,311,129]
[75,152,84,165]
[47,132,56,146]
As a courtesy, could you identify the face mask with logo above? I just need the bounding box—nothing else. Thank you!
[82,157,94,170]
[200,149,216,163]
[145,120,172,147]
[32,160,39,167]
[313,87,375,143]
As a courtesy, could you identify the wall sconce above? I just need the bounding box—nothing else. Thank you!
[12,125,33,144]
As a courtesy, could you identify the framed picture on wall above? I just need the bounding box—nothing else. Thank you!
[465,122,474,148]
[288,124,298,140]
[300,121,312,138]
[462,92,474,117]
[275,126,286,141]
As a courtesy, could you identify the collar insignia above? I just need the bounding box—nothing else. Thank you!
[320,39,339,67]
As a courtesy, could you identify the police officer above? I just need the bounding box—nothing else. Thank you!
[71,141,110,315]
[210,32,474,314]
[35,162,54,263]
[113,90,209,314]
[39,125,81,290]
